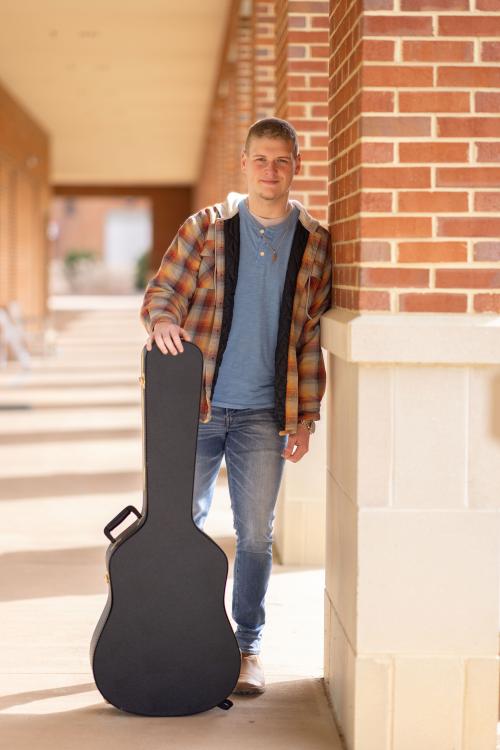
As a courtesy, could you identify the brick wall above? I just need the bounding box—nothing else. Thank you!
[0,79,50,325]
[194,1,253,210]
[329,0,500,313]
[276,0,330,225]
[253,1,276,119]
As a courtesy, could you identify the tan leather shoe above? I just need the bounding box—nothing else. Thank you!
[233,652,266,695]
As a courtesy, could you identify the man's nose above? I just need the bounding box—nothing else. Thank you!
[264,161,278,175]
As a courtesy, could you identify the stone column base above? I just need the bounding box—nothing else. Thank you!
[321,309,500,750]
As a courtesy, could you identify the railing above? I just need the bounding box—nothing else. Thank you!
[0,303,32,369]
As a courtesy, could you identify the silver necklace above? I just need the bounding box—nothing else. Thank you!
[245,200,295,263]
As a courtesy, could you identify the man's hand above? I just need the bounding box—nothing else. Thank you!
[281,423,312,463]
[146,321,191,355]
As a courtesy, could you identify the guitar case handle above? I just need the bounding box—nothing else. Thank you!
[104,505,141,543]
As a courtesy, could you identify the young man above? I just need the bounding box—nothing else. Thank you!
[140,117,331,695]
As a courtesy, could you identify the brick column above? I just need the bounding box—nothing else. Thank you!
[270,1,331,567]
[194,0,253,209]
[322,2,500,748]
[275,0,330,225]
[252,1,276,119]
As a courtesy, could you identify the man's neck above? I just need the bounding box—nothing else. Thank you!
[246,194,291,219]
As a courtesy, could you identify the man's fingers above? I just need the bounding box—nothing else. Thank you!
[179,327,191,342]
[163,333,178,356]
[282,435,309,462]
[287,446,308,463]
[172,332,184,353]
[154,331,170,355]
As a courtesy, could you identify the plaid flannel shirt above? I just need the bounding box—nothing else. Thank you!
[140,192,332,436]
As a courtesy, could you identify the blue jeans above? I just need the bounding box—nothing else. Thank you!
[192,406,288,655]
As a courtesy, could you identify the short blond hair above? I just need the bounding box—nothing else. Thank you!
[244,117,300,158]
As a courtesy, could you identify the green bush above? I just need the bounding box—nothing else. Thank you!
[64,250,96,273]
[135,250,151,290]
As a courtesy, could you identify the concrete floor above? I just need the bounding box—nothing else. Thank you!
[0,295,344,750]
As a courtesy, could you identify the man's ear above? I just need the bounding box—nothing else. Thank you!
[294,153,302,175]
[241,149,247,173]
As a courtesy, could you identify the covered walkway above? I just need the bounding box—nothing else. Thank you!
[0,296,342,750]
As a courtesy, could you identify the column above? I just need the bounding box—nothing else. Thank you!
[322,1,500,748]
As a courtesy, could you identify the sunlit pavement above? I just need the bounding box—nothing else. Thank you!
[0,295,343,750]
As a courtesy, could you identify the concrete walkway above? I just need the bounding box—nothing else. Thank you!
[0,295,343,750]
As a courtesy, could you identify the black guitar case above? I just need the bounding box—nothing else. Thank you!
[90,341,241,716]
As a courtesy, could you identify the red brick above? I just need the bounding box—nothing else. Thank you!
[299,148,327,160]
[357,290,391,310]
[438,66,500,88]
[399,142,469,163]
[363,167,430,189]
[362,116,431,137]
[399,293,467,312]
[361,142,394,163]
[438,117,500,137]
[477,0,500,8]
[288,15,307,28]
[400,91,470,113]
[363,65,433,87]
[364,0,394,8]
[437,217,500,237]
[482,42,500,62]
[362,15,433,36]
[290,118,328,132]
[311,45,329,58]
[289,45,307,58]
[293,178,328,190]
[310,76,328,88]
[312,15,330,27]
[358,241,392,261]
[360,216,432,238]
[361,192,393,212]
[398,241,467,262]
[362,39,395,61]
[439,16,500,36]
[474,242,500,261]
[360,267,430,287]
[437,167,500,187]
[474,192,500,211]
[289,60,328,73]
[309,164,329,176]
[475,93,500,113]
[398,191,468,212]
[435,269,500,288]
[288,75,307,87]
[291,89,328,102]
[288,104,307,117]
[474,294,500,313]
[311,135,328,147]
[360,91,394,112]
[288,1,329,11]
[403,40,473,62]
[402,0,468,7]
[288,31,329,43]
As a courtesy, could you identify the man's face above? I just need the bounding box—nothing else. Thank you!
[241,136,301,203]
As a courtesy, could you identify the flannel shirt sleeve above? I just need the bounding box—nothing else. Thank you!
[296,234,332,423]
[139,213,206,335]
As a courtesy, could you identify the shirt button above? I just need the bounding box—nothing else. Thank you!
[260,251,265,256]
[259,229,265,234]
